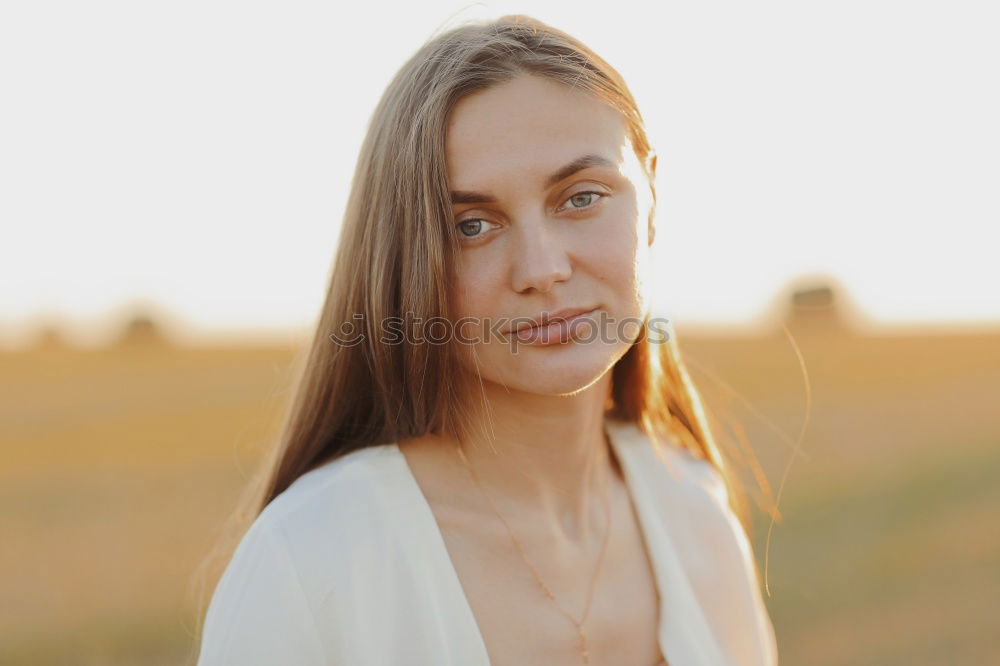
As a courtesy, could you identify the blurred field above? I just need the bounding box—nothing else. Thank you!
[2,313,999,665]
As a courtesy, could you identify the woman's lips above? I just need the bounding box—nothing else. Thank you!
[512,308,599,345]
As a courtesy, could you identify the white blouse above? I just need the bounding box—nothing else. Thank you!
[196,417,779,665]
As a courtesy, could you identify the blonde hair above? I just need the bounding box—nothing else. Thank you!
[191,14,769,656]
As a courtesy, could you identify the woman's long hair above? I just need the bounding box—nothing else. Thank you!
[192,14,773,651]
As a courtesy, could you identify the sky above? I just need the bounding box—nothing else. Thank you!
[2,1,997,346]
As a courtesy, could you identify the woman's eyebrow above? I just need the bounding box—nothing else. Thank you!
[450,153,616,205]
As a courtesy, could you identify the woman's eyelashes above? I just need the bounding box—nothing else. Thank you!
[557,190,604,213]
[456,218,499,239]
[455,190,608,242]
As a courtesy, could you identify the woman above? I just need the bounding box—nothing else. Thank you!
[195,14,778,666]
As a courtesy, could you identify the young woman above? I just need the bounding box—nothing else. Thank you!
[195,15,778,666]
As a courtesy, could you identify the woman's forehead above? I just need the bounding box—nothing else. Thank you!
[445,77,632,192]
[447,76,625,156]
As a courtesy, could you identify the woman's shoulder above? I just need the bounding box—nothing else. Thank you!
[606,417,727,500]
[607,418,778,666]
[263,444,402,516]
[198,445,413,665]
[256,443,411,549]
[217,443,418,614]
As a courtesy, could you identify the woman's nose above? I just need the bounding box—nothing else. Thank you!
[510,218,572,294]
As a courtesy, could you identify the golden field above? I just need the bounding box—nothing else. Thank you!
[2,308,998,665]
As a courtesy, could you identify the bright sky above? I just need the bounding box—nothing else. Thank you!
[2,1,997,346]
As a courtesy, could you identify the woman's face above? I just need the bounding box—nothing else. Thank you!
[445,73,655,396]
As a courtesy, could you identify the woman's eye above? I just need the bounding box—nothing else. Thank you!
[456,218,496,240]
[455,192,604,242]
[563,191,605,210]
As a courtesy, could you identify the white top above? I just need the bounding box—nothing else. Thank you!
[196,418,779,666]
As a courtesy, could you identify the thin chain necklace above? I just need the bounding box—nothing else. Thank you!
[454,437,614,665]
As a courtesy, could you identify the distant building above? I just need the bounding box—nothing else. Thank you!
[114,313,170,348]
[780,280,860,336]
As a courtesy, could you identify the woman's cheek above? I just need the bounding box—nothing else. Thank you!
[590,217,637,279]
[452,255,506,320]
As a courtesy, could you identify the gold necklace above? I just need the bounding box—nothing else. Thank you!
[454,439,614,665]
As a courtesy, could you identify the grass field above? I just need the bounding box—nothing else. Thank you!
[2,322,998,665]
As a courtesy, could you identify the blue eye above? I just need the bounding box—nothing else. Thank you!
[564,191,604,210]
[456,218,498,240]
[454,190,606,243]
[457,219,483,237]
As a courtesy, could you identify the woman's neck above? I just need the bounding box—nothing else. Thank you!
[454,373,618,543]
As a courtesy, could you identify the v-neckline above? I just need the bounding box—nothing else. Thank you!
[390,418,671,666]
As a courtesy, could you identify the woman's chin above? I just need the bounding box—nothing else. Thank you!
[482,341,623,395]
